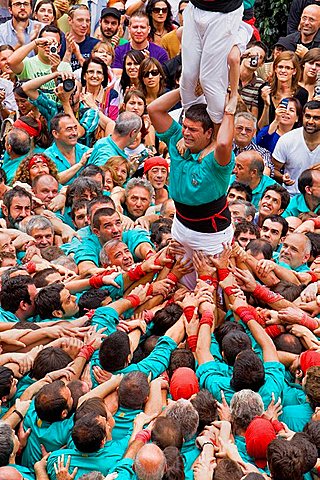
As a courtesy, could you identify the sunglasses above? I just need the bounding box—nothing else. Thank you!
[143,69,160,78]
[68,4,89,14]
[152,7,168,13]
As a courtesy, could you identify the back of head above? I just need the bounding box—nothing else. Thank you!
[246,239,273,260]
[99,331,131,372]
[272,281,305,302]
[151,303,183,336]
[31,347,72,380]
[230,390,264,434]
[118,371,150,409]
[0,423,14,467]
[162,447,185,480]
[35,381,69,423]
[0,275,34,313]
[166,399,199,441]
[273,333,303,354]
[214,321,245,349]
[304,366,320,409]
[78,288,110,315]
[304,420,320,456]
[190,389,218,433]
[291,432,317,473]
[72,413,106,453]
[267,438,304,480]
[221,331,252,366]
[75,397,107,423]
[114,112,142,137]
[151,416,183,450]
[167,348,195,379]
[231,350,265,392]
[0,466,22,480]
[0,366,13,399]
[135,444,166,480]
[214,458,243,480]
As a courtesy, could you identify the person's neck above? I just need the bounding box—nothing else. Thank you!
[249,175,261,190]
[154,187,168,204]
[38,52,51,65]
[305,193,320,211]
[12,16,29,30]
[153,19,165,34]
[277,81,292,95]
[86,83,102,98]
[146,86,159,102]
[71,29,86,44]
[277,122,294,135]
[111,132,127,150]
[240,64,254,85]
[130,77,139,87]
[131,39,148,50]
[56,141,76,159]
[300,31,316,44]
[303,129,320,148]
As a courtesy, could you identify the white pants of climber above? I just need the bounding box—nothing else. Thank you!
[180,3,245,124]
[172,217,234,289]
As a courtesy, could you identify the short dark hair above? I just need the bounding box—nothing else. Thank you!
[35,283,65,319]
[248,40,268,57]
[228,181,253,202]
[151,417,183,450]
[50,113,72,133]
[162,447,185,480]
[267,438,304,480]
[273,332,303,354]
[38,24,62,43]
[303,420,320,456]
[152,303,183,336]
[66,177,102,208]
[78,288,110,316]
[6,128,31,156]
[3,186,32,212]
[185,104,213,133]
[298,168,313,195]
[92,207,118,230]
[190,389,218,433]
[72,413,106,453]
[30,347,72,380]
[87,196,115,216]
[262,184,290,211]
[231,349,265,392]
[75,397,108,423]
[99,331,130,372]
[214,321,245,349]
[246,239,273,260]
[262,214,289,237]
[214,458,243,480]
[0,366,14,398]
[33,268,57,288]
[221,331,252,366]
[0,275,35,313]
[290,432,317,473]
[0,423,14,467]
[305,366,320,409]
[167,348,195,379]
[118,371,150,409]
[272,280,306,302]
[234,220,260,240]
[35,380,70,422]
[80,165,105,183]
[303,100,320,113]
[306,232,320,259]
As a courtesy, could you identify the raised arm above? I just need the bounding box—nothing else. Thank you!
[22,71,59,100]
[214,112,235,166]
[147,89,181,133]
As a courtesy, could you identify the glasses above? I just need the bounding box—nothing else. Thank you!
[11,1,30,7]
[152,7,168,13]
[277,65,294,71]
[143,69,160,78]
[235,126,254,133]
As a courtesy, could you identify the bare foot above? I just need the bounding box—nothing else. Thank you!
[176,137,187,157]
[225,94,238,115]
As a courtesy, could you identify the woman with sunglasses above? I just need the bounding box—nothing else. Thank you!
[138,58,166,105]
[146,0,174,46]
[114,50,145,104]
[258,51,308,129]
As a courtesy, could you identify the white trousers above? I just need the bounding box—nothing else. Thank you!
[180,3,244,123]
[172,217,234,289]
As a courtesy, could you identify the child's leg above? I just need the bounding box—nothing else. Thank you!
[225,45,240,114]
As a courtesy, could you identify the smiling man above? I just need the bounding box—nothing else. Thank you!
[278,232,312,271]
[256,184,290,226]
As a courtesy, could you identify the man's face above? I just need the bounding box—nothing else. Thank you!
[234,118,256,147]
[260,219,283,250]
[53,117,78,147]
[94,213,123,243]
[162,199,175,219]
[9,0,31,22]
[259,190,283,218]
[286,216,302,234]
[303,107,320,134]
[59,288,79,318]
[307,170,320,202]
[242,46,265,70]
[68,8,90,37]
[299,6,320,37]
[105,242,134,271]
[182,118,212,153]
[33,176,59,207]
[146,166,167,190]
[126,186,151,219]
[4,195,31,228]
[0,48,13,75]
[0,233,16,256]
[26,283,37,317]
[31,227,54,249]
[227,188,248,203]
[236,230,257,249]
[100,15,119,39]
[73,207,89,229]
[229,203,247,224]
[128,17,150,45]
[279,234,310,268]
[233,155,252,184]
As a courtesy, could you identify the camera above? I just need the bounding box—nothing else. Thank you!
[56,76,76,92]
[279,98,289,109]
[49,44,58,55]
[314,72,320,97]
[250,54,259,68]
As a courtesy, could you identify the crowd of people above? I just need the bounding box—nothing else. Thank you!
[1,0,320,479]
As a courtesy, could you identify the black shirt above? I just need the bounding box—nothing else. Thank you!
[189,0,242,13]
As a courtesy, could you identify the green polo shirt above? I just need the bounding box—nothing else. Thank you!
[2,146,44,185]
[181,436,200,480]
[156,120,234,205]
[12,464,35,480]
[275,258,310,273]
[46,436,130,480]
[283,193,320,218]
[112,406,142,442]
[44,142,89,185]
[280,402,314,432]
[88,135,127,167]
[21,400,74,471]
[113,459,136,480]
[197,360,285,409]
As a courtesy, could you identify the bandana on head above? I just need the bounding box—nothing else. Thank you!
[13,118,42,138]
[170,367,199,401]
[28,155,49,170]
[143,156,169,174]
[300,351,320,375]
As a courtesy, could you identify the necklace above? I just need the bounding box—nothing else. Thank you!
[154,30,165,37]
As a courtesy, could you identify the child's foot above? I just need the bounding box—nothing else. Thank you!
[225,94,238,115]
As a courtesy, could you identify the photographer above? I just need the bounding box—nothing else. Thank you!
[21,71,99,147]
[7,25,72,101]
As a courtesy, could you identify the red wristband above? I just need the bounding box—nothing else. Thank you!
[224,285,238,297]
[167,272,179,283]
[271,420,285,433]
[235,305,263,325]
[300,313,318,331]
[253,284,283,304]
[145,250,154,260]
[307,271,318,283]
[200,310,213,327]
[265,325,283,338]
[135,429,151,443]
[26,261,36,274]
[78,344,95,361]
[217,268,230,281]
[184,306,196,322]
[125,294,141,308]
[165,252,175,269]
[154,256,162,266]
[311,217,320,229]
[187,335,198,352]
[89,274,104,289]
[128,264,145,282]
[199,275,218,288]
[84,309,95,321]
[147,284,153,296]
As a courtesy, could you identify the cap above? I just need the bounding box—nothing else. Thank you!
[300,350,320,375]
[245,417,277,469]
[101,7,121,20]
[273,36,292,51]
[143,156,169,174]
[170,367,199,401]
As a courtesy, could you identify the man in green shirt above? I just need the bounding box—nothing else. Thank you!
[283,168,320,218]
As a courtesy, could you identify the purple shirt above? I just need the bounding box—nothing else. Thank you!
[112,42,169,69]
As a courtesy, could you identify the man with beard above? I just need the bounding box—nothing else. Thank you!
[283,168,320,217]
[99,8,128,46]
[2,186,32,229]
[273,101,320,196]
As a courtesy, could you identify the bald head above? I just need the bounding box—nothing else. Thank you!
[300,5,320,39]
[233,151,264,187]
[134,444,166,480]
[0,466,22,480]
